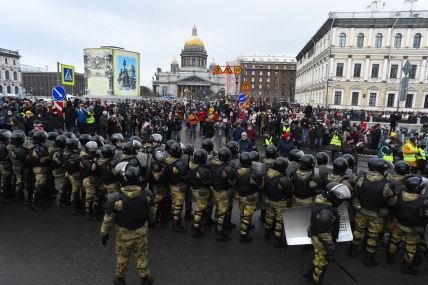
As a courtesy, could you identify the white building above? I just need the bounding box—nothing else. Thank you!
[152,26,225,99]
[0,48,22,95]
[295,10,428,112]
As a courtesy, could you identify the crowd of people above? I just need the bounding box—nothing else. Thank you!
[0,95,427,285]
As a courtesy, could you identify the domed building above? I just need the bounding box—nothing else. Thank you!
[152,26,225,99]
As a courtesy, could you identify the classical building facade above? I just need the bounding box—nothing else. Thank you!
[152,26,225,99]
[22,71,85,97]
[0,48,22,95]
[295,11,428,112]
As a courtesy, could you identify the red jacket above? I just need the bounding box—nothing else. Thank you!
[197,111,206,122]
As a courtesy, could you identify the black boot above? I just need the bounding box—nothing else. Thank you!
[239,234,252,243]
[302,264,314,278]
[348,243,358,258]
[140,275,153,285]
[172,221,187,233]
[259,209,266,223]
[88,201,99,221]
[274,237,287,248]
[363,252,380,267]
[192,227,204,238]
[113,276,126,285]
[264,228,272,240]
[216,231,231,242]
[401,261,418,275]
[32,192,45,212]
[386,252,394,265]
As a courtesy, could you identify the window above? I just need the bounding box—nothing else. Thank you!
[267,78,270,82]
[251,84,255,89]
[390,64,398,78]
[353,63,362,77]
[424,94,428,109]
[259,71,263,76]
[267,72,270,76]
[6,86,11,93]
[371,64,379,78]
[161,86,167,96]
[259,78,262,82]
[259,84,262,89]
[13,60,16,65]
[357,33,364,48]
[413,33,421,48]
[251,78,255,82]
[339,33,346,47]
[369,93,377,106]
[336,63,344,77]
[375,33,383,48]
[4,58,7,64]
[251,71,255,75]
[334,91,342,105]
[5,71,9,80]
[394,33,402,48]
[387,93,395,107]
[405,94,414,108]
[13,72,17,81]
[351,92,359,106]
[409,65,417,79]
[14,86,18,94]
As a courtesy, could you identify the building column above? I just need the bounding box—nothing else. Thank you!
[368,28,373,47]
[381,58,388,81]
[419,58,426,82]
[346,57,352,80]
[364,58,370,80]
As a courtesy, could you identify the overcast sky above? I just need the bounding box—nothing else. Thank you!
[2,0,428,86]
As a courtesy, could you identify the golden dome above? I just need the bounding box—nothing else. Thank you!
[184,26,204,47]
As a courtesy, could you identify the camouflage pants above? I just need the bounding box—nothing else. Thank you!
[293,196,314,207]
[388,223,422,264]
[352,211,383,253]
[170,184,185,222]
[83,178,97,215]
[212,189,230,232]
[99,182,120,195]
[237,193,259,236]
[12,166,24,195]
[311,236,327,283]
[265,200,288,238]
[67,174,81,203]
[34,173,47,189]
[116,224,150,278]
[0,163,12,198]
[191,188,210,229]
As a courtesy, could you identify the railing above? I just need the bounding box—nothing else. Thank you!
[329,10,428,19]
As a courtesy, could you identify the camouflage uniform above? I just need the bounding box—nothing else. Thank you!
[9,144,28,202]
[64,147,82,214]
[165,155,188,227]
[148,153,168,224]
[49,145,67,206]
[96,157,120,195]
[0,142,13,202]
[30,141,50,209]
[80,150,99,218]
[189,161,211,231]
[291,169,318,206]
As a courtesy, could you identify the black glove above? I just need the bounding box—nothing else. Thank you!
[101,234,109,247]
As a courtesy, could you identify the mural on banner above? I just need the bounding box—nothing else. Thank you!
[83,48,113,96]
[113,50,140,96]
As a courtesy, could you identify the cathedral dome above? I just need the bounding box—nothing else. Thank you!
[184,26,205,47]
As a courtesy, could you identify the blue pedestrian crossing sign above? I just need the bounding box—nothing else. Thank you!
[239,93,247,103]
[52,85,66,101]
[61,64,75,86]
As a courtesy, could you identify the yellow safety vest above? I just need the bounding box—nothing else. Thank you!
[418,148,426,161]
[283,126,290,133]
[265,137,273,146]
[403,143,417,162]
[381,147,393,162]
[330,134,341,147]
[86,113,95,124]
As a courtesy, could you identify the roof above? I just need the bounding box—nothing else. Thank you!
[238,52,296,63]
[0,48,20,59]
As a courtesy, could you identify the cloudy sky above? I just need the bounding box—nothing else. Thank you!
[2,0,428,86]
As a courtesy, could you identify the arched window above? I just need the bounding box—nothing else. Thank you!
[161,86,167,96]
[13,72,17,81]
[375,33,383,48]
[14,86,18,94]
[339,33,346,47]
[357,33,364,48]
[5,71,9,80]
[413,33,421,48]
[394,33,402,48]
[6,86,11,94]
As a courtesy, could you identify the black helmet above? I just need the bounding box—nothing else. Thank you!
[101,144,115,158]
[342,154,355,169]
[29,129,38,138]
[33,130,47,143]
[85,141,98,153]
[47,132,58,141]
[193,149,207,165]
[202,139,214,153]
[115,162,141,184]
[129,136,142,143]
[154,150,166,162]
[165,139,175,153]
[333,157,348,174]
[324,182,352,207]
[150,133,162,143]
[169,143,182,158]
[300,154,315,171]
[394,160,410,176]
[10,130,25,145]
[63,131,76,139]
[404,176,425,194]
[0,130,12,143]
[218,147,232,162]
[183,144,194,156]
[289,149,304,162]
[369,158,388,174]
[93,135,106,148]
[239,152,252,167]
[273,157,288,173]
[250,151,260,162]
[55,135,67,149]
[66,138,80,150]
[315,152,329,166]
[265,145,278,159]
[226,141,239,158]
[122,140,142,155]
[79,134,92,146]
[111,133,124,146]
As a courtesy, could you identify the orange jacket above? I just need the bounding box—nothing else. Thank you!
[403,142,419,167]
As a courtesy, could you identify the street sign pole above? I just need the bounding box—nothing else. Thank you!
[57,62,61,86]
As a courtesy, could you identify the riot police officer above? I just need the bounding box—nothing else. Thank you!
[264,157,293,247]
[30,130,50,212]
[324,157,353,194]
[80,141,99,220]
[148,149,169,226]
[225,140,239,228]
[165,142,189,233]
[143,133,162,154]
[304,182,352,284]
[286,148,303,178]
[259,145,278,222]
[0,130,13,203]
[291,154,318,206]
[100,162,155,285]
[9,130,29,204]
[189,149,211,238]
[315,152,331,182]
[387,176,428,275]
[64,138,82,215]
[111,133,124,160]
[96,144,120,195]
[235,152,263,242]
[387,160,410,192]
[348,158,395,266]
[50,135,68,207]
